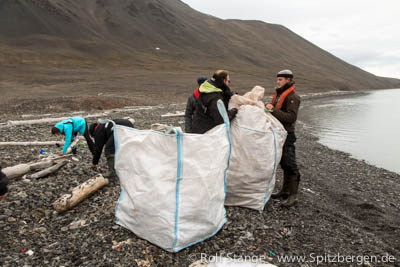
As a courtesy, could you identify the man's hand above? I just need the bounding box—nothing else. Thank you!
[0,193,7,201]
[90,163,97,169]
[59,152,64,156]
[265,103,274,111]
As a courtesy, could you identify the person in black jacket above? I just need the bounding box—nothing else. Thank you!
[184,76,207,133]
[0,165,9,201]
[89,119,134,179]
[191,70,238,134]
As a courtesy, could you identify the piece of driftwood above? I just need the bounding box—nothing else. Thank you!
[29,160,54,172]
[161,111,185,118]
[2,164,31,179]
[0,141,63,147]
[48,154,73,163]
[25,160,68,179]
[3,155,73,179]
[6,112,108,127]
[151,123,169,131]
[53,174,109,213]
[7,117,71,126]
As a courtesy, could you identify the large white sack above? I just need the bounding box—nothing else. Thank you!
[226,86,287,211]
[190,257,277,267]
[113,101,232,252]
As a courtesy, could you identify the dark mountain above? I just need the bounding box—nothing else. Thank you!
[0,0,399,95]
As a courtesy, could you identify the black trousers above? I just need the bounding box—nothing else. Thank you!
[104,120,134,157]
[83,123,95,155]
[104,137,115,157]
[280,132,300,180]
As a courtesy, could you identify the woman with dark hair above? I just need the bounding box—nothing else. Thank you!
[51,117,94,156]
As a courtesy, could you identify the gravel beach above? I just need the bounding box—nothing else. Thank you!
[0,99,399,267]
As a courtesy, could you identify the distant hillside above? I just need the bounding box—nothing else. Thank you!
[0,0,399,93]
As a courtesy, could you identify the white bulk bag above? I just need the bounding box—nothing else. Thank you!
[225,86,287,211]
[113,101,232,252]
[190,257,277,267]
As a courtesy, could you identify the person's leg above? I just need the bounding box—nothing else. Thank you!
[84,122,95,154]
[104,137,116,179]
[272,140,291,199]
[281,132,300,207]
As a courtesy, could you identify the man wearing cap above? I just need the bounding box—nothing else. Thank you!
[184,77,207,133]
[265,69,301,207]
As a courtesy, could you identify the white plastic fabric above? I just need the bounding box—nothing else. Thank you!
[190,257,277,267]
[225,86,287,211]
[113,101,232,252]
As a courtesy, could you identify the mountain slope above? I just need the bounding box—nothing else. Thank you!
[0,0,399,92]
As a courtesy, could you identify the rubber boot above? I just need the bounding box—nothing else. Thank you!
[271,171,290,199]
[281,175,299,207]
[105,154,116,179]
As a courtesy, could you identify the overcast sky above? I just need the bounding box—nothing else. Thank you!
[182,0,400,79]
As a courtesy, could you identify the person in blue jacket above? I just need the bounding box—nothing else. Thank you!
[51,117,94,155]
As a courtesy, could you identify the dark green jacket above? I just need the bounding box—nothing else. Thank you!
[272,88,301,132]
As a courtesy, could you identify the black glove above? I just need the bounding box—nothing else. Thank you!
[71,147,77,155]
[228,108,238,121]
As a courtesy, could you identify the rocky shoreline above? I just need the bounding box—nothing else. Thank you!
[0,98,399,266]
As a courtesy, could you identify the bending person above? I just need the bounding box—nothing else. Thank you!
[52,117,94,155]
[89,119,134,179]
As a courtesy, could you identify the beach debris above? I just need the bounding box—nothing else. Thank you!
[3,154,73,179]
[112,238,133,250]
[2,164,31,179]
[0,141,64,147]
[53,174,109,213]
[24,160,68,179]
[161,111,185,118]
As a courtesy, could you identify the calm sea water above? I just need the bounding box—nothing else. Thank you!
[299,89,400,174]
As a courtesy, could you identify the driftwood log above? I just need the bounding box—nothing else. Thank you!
[2,155,73,179]
[161,111,185,118]
[0,141,64,147]
[2,164,31,179]
[53,174,109,213]
[25,161,68,179]
[29,160,54,172]
[6,112,108,126]
[46,154,73,162]
[0,140,86,148]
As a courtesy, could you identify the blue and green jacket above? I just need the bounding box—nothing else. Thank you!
[54,117,87,154]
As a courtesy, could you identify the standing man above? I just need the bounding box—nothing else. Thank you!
[192,70,238,134]
[184,76,207,133]
[52,117,95,155]
[89,119,134,179]
[265,70,301,207]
